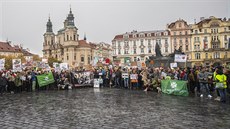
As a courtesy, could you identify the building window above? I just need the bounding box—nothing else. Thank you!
[212,43,219,48]
[179,38,182,43]
[225,52,228,58]
[74,35,76,40]
[118,49,121,54]
[174,32,176,35]
[179,23,181,27]
[185,31,188,35]
[186,45,189,51]
[225,43,228,48]
[133,41,136,46]
[179,32,182,35]
[195,30,198,34]
[204,29,207,33]
[118,42,121,47]
[148,39,151,46]
[206,53,208,59]
[185,38,188,43]
[134,57,137,61]
[133,48,136,54]
[195,53,201,59]
[66,48,68,52]
[88,56,90,64]
[140,39,144,46]
[81,56,84,62]
[67,34,69,41]
[224,35,227,41]
[148,47,151,53]
[74,54,76,60]
[67,55,69,60]
[214,52,220,59]
[174,38,176,43]
[124,49,129,54]
[141,57,144,61]
[141,48,144,53]
[165,47,168,52]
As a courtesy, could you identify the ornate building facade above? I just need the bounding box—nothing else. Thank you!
[112,30,171,65]
[190,16,230,67]
[167,19,192,60]
[43,8,93,68]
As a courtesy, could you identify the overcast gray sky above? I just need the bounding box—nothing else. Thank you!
[0,0,230,56]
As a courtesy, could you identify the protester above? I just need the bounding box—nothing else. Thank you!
[215,69,227,103]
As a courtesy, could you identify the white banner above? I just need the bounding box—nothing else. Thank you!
[12,59,22,72]
[0,58,5,70]
[170,63,177,69]
[42,58,48,63]
[174,54,187,62]
[60,63,69,70]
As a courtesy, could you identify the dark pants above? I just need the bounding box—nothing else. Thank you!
[0,86,4,94]
[218,89,226,102]
[103,78,110,87]
[189,81,195,93]
[8,81,15,92]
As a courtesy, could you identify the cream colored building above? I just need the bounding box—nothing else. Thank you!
[112,30,171,65]
[43,8,92,68]
[167,19,192,60]
[42,8,112,68]
[190,16,230,67]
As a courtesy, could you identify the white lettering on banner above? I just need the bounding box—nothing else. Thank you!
[122,73,129,78]
[170,63,177,69]
[174,54,187,62]
[130,74,138,80]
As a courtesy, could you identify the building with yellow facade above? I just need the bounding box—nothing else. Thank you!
[190,16,230,67]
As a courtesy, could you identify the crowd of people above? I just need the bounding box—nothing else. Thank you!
[0,65,229,103]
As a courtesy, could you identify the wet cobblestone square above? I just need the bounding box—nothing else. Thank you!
[0,88,230,129]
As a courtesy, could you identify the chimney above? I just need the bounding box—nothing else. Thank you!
[194,19,196,24]
[200,17,205,21]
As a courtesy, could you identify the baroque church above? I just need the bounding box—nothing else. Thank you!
[42,8,93,68]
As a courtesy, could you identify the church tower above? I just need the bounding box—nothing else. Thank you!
[43,16,55,58]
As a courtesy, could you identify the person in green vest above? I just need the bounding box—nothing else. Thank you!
[215,69,227,103]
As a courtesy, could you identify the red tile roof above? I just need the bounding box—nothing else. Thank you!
[78,40,91,48]
[113,35,123,40]
[0,41,17,52]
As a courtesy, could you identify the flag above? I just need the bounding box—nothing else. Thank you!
[36,72,55,87]
[161,80,189,96]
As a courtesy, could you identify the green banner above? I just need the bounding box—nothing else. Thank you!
[161,80,189,96]
[36,72,55,87]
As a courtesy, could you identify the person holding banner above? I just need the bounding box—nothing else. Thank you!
[130,69,138,89]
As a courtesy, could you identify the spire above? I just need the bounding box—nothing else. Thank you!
[70,4,72,14]
[67,6,75,26]
[84,33,87,41]
[46,14,53,32]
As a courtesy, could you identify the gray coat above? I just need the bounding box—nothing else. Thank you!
[0,77,8,87]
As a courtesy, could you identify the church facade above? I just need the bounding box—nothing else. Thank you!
[42,8,94,68]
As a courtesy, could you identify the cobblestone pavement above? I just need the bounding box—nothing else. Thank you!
[0,88,230,129]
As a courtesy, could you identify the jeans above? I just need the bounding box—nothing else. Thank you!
[115,77,120,87]
[199,82,211,95]
[218,89,226,102]
[124,79,129,88]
